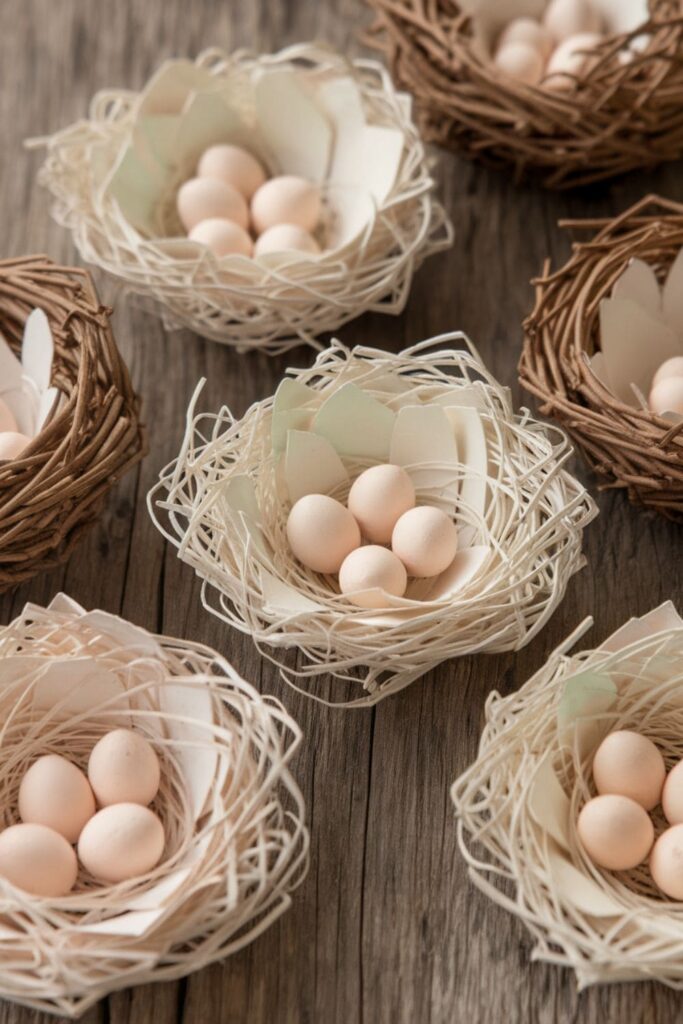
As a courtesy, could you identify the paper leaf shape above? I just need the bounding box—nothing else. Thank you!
[22,308,53,392]
[138,59,215,117]
[528,753,571,851]
[546,847,624,917]
[312,382,396,460]
[284,429,348,503]
[271,378,318,454]
[599,297,680,404]
[260,568,327,614]
[611,257,661,317]
[389,404,459,498]
[442,405,489,538]
[557,671,617,729]
[425,544,489,600]
[662,248,683,338]
[254,69,332,182]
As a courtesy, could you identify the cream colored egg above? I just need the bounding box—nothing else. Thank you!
[650,825,683,899]
[88,729,161,808]
[652,356,683,388]
[498,17,554,59]
[197,144,266,200]
[0,823,78,897]
[0,398,17,433]
[78,804,165,883]
[19,754,95,843]
[544,32,603,89]
[189,218,253,258]
[251,176,321,235]
[577,794,654,870]
[649,376,683,416]
[592,730,666,811]
[543,0,602,42]
[0,431,30,460]
[177,177,249,232]
[254,223,321,257]
[339,545,408,608]
[662,760,683,825]
[493,41,545,84]
[286,494,361,574]
[391,505,458,578]
[348,464,416,544]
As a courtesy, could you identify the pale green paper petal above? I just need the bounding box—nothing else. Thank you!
[284,429,348,503]
[528,752,571,851]
[312,382,395,460]
[389,404,459,500]
[611,257,661,317]
[253,69,332,182]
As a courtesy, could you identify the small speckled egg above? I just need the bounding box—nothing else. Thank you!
[543,0,602,43]
[197,144,267,200]
[88,729,161,808]
[544,32,603,89]
[0,399,17,433]
[78,804,165,883]
[286,494,361,574]
[19,754,95,843]
[493,41,544,85]
[577,794,654,871]
[251,176,321,235]
[498,17,554,59]
[347,464,416,544]
[339,545,408,608]
[592,730,666,811]
[652,356,683,388]
[0,432,30,460]
[650,824,683,899]
[662,760,683,825]
[254,223,321,257]
[177,177,249,233]
[649,376,683,416]
[391,505,458,578]
[0,823,78,897]
[189,218,253,258]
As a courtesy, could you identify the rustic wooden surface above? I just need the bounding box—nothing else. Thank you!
[1,1,682,1022]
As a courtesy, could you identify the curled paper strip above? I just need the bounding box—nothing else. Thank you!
[149,333,596,707]
[452,603,683,989]
[0,595,308,1018]
[32,44,452,353]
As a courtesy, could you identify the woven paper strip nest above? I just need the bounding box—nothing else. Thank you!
[0,256,145,593]
[148,335,596,707]
[365,0,683,189]
[452,603,683,989]
[520,195,683,519]
[33,44,452,354]
[0,594,308,1018]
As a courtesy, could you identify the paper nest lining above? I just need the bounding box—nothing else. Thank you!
[520,195,683,518]
[452,603,683,989]
[148,334,596,707]
[0,256,145,593]
[32,44,452,354]
[0,594,308,1019]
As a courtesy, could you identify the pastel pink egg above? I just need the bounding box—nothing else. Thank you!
[177,177,249,232]
[592,730,666,811]
[188,218,253,258]
[544,32,603,89]
[19,754,95,843]
[577,794,654,871]
[391,505,458,578]
[348,464,416,544]
[650,825,683,899]
[286,494,361,574]
[0,398,17,433]
[197,144,267,200]
[78,804,165,884]
[493,41,544,85]
[543,0,602,43]
[251,176,321,235]
[662,760,683,825]
[498,17,554,60]
[652,356,683,388]
[649,376,683,416]
[0,431,31,461]
[254,224,320,257]
[0,823,78,897]
[339,545,408,608]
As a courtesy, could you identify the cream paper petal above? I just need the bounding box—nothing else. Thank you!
[138,59,216,117]
[272,408,314,455]
[528,753,572,851]
[389,404,459,499]
[107,144,166,237]
[441,405,489,540]
[662,248,683,338]
[423,544,490,600]
[31,658,126,714]
[312,381,396,460]
[557,670,617,729]
[22,308,53,393]
[600,602,683,653]
[546,846,624,917]
[175,92,253,170]
[593,0,649,34]
[253,69,332,182]
[599,297,681,404]
[134,115,181,173]
[260,568,327,614]
[587,351,610,390]
[158,681,217,821]
[323,186,377,251]
[0,334,23,395]
[611,257,661,317]
[284,429,348,503]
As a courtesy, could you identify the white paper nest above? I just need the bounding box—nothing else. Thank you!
[33,44,452,354]
[452,603,683,989]
[0,595,308,1018]
[148,335,596,707]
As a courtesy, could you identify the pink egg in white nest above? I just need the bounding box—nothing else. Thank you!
[251,175,321,235]
[391,505,458,578]
[649,375,683,417]
[0,431,31,461]
[347,464,416,545]
[254,223,321,257]
[338,545,408,608]
[176,177,249,233]
[197,144,267,200]
[577,793,654,871]
[286,493,361,575]
[189,218,254,258]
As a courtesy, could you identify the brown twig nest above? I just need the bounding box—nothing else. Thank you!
[520,194,683,518]
[364,0,683,188]
[0,256,146,591]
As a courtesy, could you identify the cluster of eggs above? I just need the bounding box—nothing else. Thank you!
[286,464,458,607]
[492,0,605,90]
[649,356,683,417]
[0,398,30,461]
[577,729,683,899]
[176,143,323,260]
[0,729,164,897]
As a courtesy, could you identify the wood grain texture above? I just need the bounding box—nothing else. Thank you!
[0,2,682,1022]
